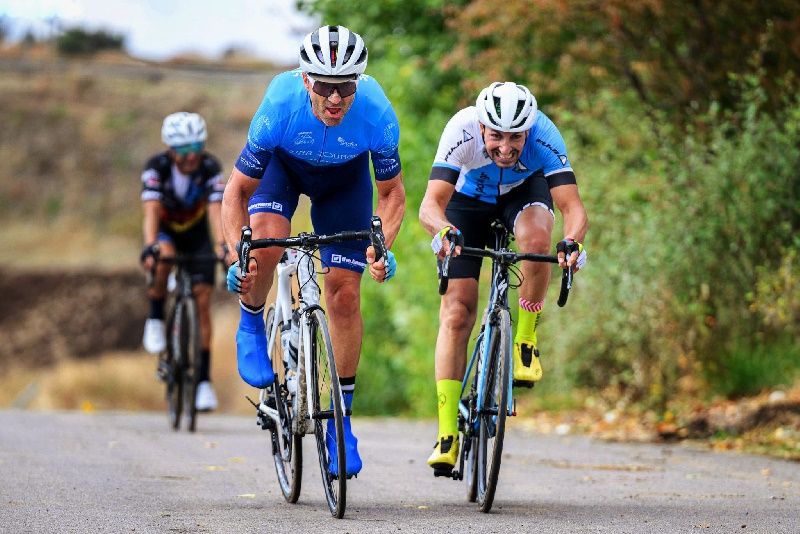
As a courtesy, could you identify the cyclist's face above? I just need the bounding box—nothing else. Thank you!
[169,146,203,174]
[303,73,356,127]
[480,125,527,168]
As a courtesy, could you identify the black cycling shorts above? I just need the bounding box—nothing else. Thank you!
[442,176,554,281]
[157,220,216,286]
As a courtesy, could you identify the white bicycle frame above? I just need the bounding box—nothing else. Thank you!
[257,249,327,436]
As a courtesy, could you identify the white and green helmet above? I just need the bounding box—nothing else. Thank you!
[476,82,537,133]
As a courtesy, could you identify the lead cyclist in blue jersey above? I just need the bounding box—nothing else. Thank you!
[419,82,588,472]
[221,25,405,478]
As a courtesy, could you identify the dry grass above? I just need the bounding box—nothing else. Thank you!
[2,303,258,415]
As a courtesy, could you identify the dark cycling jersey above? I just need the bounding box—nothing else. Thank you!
[141,152,225,233]
[430,107,576,204]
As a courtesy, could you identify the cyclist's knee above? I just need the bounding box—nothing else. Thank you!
[326,283,361,317]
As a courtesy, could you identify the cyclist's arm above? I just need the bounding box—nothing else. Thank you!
[141,199,161,270]
[221,167,260,262]
[206,200,227,260]
[550,183,588,268]
[374,171,405,249]
[419,172,459,258]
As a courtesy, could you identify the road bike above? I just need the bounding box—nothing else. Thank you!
[237,216,388,519]
[151,252,221,433]
[434,220,575,512]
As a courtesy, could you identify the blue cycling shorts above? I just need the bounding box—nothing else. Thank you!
[248,151,373,274]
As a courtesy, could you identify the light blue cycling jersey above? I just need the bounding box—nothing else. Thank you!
[430,107,576,204]
[235,69,401,180]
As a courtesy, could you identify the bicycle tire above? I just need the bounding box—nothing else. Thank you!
[180,297,201,432]
[308,308,347,518]
[462,388,478,503]
[165,300,182,430]
[476,309,511,512]
[265,305,302,503]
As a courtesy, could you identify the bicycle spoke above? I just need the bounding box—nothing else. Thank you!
[309,309,346,518]
[476,309,511,513]
[265,305,302,503]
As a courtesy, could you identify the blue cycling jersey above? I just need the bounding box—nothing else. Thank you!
[235,69,401,180]
[430,107,576,204]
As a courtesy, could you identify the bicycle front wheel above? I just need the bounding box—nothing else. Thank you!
[476,309,512,513]
[265,305,302,503]
[180,297,201,432]
[165,301,182,430]
[307,308,346,518]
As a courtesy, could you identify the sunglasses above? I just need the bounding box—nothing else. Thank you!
[171,142,204,156]
[307,75,359,98]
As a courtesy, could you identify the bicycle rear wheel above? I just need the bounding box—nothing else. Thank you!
[307,308,346,518]
[165,301,182,430]
[265,305,302,503]
[180,297,201,432]
[461,390,478,503]
[475,309,511,512]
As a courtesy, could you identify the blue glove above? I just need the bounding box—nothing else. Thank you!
[384,250,397,281]
[227,262,243,294]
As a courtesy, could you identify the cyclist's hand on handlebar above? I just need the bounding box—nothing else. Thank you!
[140,243,159,271]
[430,226,464,260]
[366,246,396,283]
[226,259,257,295]
[217,242,230,265]
[556,238,586,272]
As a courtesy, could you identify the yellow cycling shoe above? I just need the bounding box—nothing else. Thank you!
[513,341,542,388]
[427,434,459,471]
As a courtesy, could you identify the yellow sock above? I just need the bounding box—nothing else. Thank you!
[436,379,461,436]
[515,305,542,346]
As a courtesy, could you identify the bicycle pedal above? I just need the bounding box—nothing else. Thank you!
[512,379,536,389]
[433,467,456,479]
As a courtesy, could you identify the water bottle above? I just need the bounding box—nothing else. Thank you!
[283,318,299,395]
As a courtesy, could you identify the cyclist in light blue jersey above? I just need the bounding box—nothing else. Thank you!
[222,25,405,478]
[419,82,588,471]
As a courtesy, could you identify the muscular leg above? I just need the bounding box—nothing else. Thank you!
[435,277,480,381]
[241,212,290,308]
[323,267,364,378]
[513,205,555,302]
[193,283,213,351]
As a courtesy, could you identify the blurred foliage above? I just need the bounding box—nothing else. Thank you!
[301,0,800,415]
[56,27,125,56]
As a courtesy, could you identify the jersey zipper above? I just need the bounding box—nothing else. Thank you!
[316,126,329,166]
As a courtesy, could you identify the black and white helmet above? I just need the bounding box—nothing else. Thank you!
[161,112,207,146]
[476,82,537,133]
[299,25,368,78]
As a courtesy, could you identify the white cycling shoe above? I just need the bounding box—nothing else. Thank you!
[196,381,218,412]
[143,319,166,354]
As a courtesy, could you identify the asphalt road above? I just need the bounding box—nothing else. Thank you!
[1,410,798,533]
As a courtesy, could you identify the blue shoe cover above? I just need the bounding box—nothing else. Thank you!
[326,415,362,477]
[236,310,274,388]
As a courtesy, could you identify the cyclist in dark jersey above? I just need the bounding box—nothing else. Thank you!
[222,25,405,478]
[419,82,588,471]
[140,112,227,412]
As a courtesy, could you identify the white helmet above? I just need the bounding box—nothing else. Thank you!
[299,25,368,78]
[476,82,537,133]
[161,112,207,146]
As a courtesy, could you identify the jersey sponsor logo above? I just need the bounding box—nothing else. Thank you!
[338,136,358,148]
[534,137,567,164]
[294,132,314,145]
[474,171,490,195]
[249,201,283,212]
[512,160,530,173]
[443,129,475,162]
[142,169,160,187]
[331,254,366,269]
